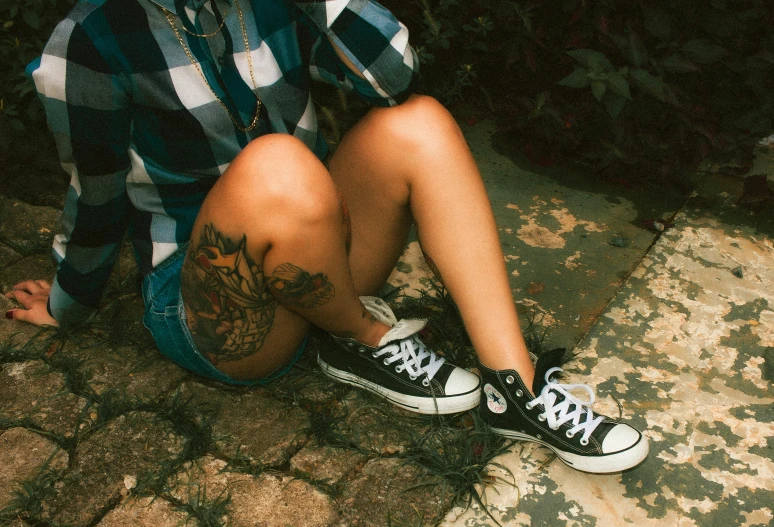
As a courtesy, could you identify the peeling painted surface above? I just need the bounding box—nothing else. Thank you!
[386,240,435,297]
[460,120,685,347]
[443,208,774,527]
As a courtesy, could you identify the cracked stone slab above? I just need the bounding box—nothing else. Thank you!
[289,441,367,485]
[337,457,451,527]
[0,254,57,301]
[444,208,774,526]
[333,395,417,455]
[0,198,60,256]
[0,361,89,438]
[169,455,339,526]
[95,496,188,527]
[70,345,186,402]
[182,382,309,467]
[0,427,68,510]
[0,243,21,269]
[44,411,183,526]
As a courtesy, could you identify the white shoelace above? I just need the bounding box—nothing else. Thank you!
[373,336,445,382]
[525,367,605,445]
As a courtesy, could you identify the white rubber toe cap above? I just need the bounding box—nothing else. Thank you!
[602,423,643,454]
[444,368,481,395]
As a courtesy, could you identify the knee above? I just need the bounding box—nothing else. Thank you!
[367,95,464,157]
[217,134,340,224]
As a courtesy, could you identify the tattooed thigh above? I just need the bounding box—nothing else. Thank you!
[181,224,278,365]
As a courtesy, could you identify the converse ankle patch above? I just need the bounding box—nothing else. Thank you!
[484,383,507,413]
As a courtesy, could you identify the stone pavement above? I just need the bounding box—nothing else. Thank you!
[1,121,772,526]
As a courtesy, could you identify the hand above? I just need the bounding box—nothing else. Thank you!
[5,280,59,327]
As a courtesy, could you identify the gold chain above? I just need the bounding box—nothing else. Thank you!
[159,4,228,38]
[161,0,262,132]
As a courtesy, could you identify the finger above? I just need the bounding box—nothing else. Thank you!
[6,307,58,327]
[13,280,44,295]
[9,308,32,324]
[35,280,52,291]
[7,290,32,306]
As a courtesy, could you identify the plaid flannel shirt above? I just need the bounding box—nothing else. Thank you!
[30,0,418,325]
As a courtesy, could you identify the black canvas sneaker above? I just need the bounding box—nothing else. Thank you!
[318,296,481,414]
[480,348,649,473]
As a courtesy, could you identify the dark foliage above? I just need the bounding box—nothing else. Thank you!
[0,0,75,205]
[382,0,774,186]
[3,0,772,204]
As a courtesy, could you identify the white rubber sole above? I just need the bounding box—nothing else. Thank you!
[318,357,480,415]
[491,428,650,474]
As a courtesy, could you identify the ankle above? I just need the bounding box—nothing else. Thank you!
[332,321,390,348]
[479,359,536,397]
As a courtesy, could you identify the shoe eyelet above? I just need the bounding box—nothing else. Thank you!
[348,342,355,348]
[506,375,515,384]
[538,414,546,422]
[383,359,390,365]
[358,347,366,353]
[580,438,589,446]
[409,375,418,381]
[422,378,430,386]
[566,431,575,439]
[395,365,404,373]
[515,389,523,397]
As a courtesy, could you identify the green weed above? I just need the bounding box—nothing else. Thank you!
[401,411,516,527]
[0,457,63,525]
[173,484,231,527]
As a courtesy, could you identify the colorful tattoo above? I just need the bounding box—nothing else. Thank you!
[181,225,277,364]
[267,263,335,309]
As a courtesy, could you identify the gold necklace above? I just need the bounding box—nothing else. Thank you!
[160,4,229,38]
[161,0,262,132]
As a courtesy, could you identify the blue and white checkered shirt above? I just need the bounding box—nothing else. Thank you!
[30,0,418,325]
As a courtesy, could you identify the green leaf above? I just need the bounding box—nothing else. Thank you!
[591,80,606,102]
[557,68,590,89]
[604,93,627,120]
[630,68,665,100]
[642,7,673,41]
[661,54,700,73]
[681,39,728,64]
[22,9,40,29]
[606,72,632,100]
[566,49,612,70]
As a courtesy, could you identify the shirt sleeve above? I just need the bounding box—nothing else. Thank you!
[295,0,419,107]
[30,14,132,327]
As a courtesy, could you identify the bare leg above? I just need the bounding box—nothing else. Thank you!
[181,134,389,381]
[330,95,535,388]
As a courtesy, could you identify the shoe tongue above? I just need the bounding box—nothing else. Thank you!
[532,348,567,393]
[378,319,426,347]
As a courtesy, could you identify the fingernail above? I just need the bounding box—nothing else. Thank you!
[4,310,13,320]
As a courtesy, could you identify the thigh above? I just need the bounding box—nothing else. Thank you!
[180,227,310,381]
[180,137,321,381]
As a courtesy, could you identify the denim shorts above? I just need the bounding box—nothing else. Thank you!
[141,243,308,385]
